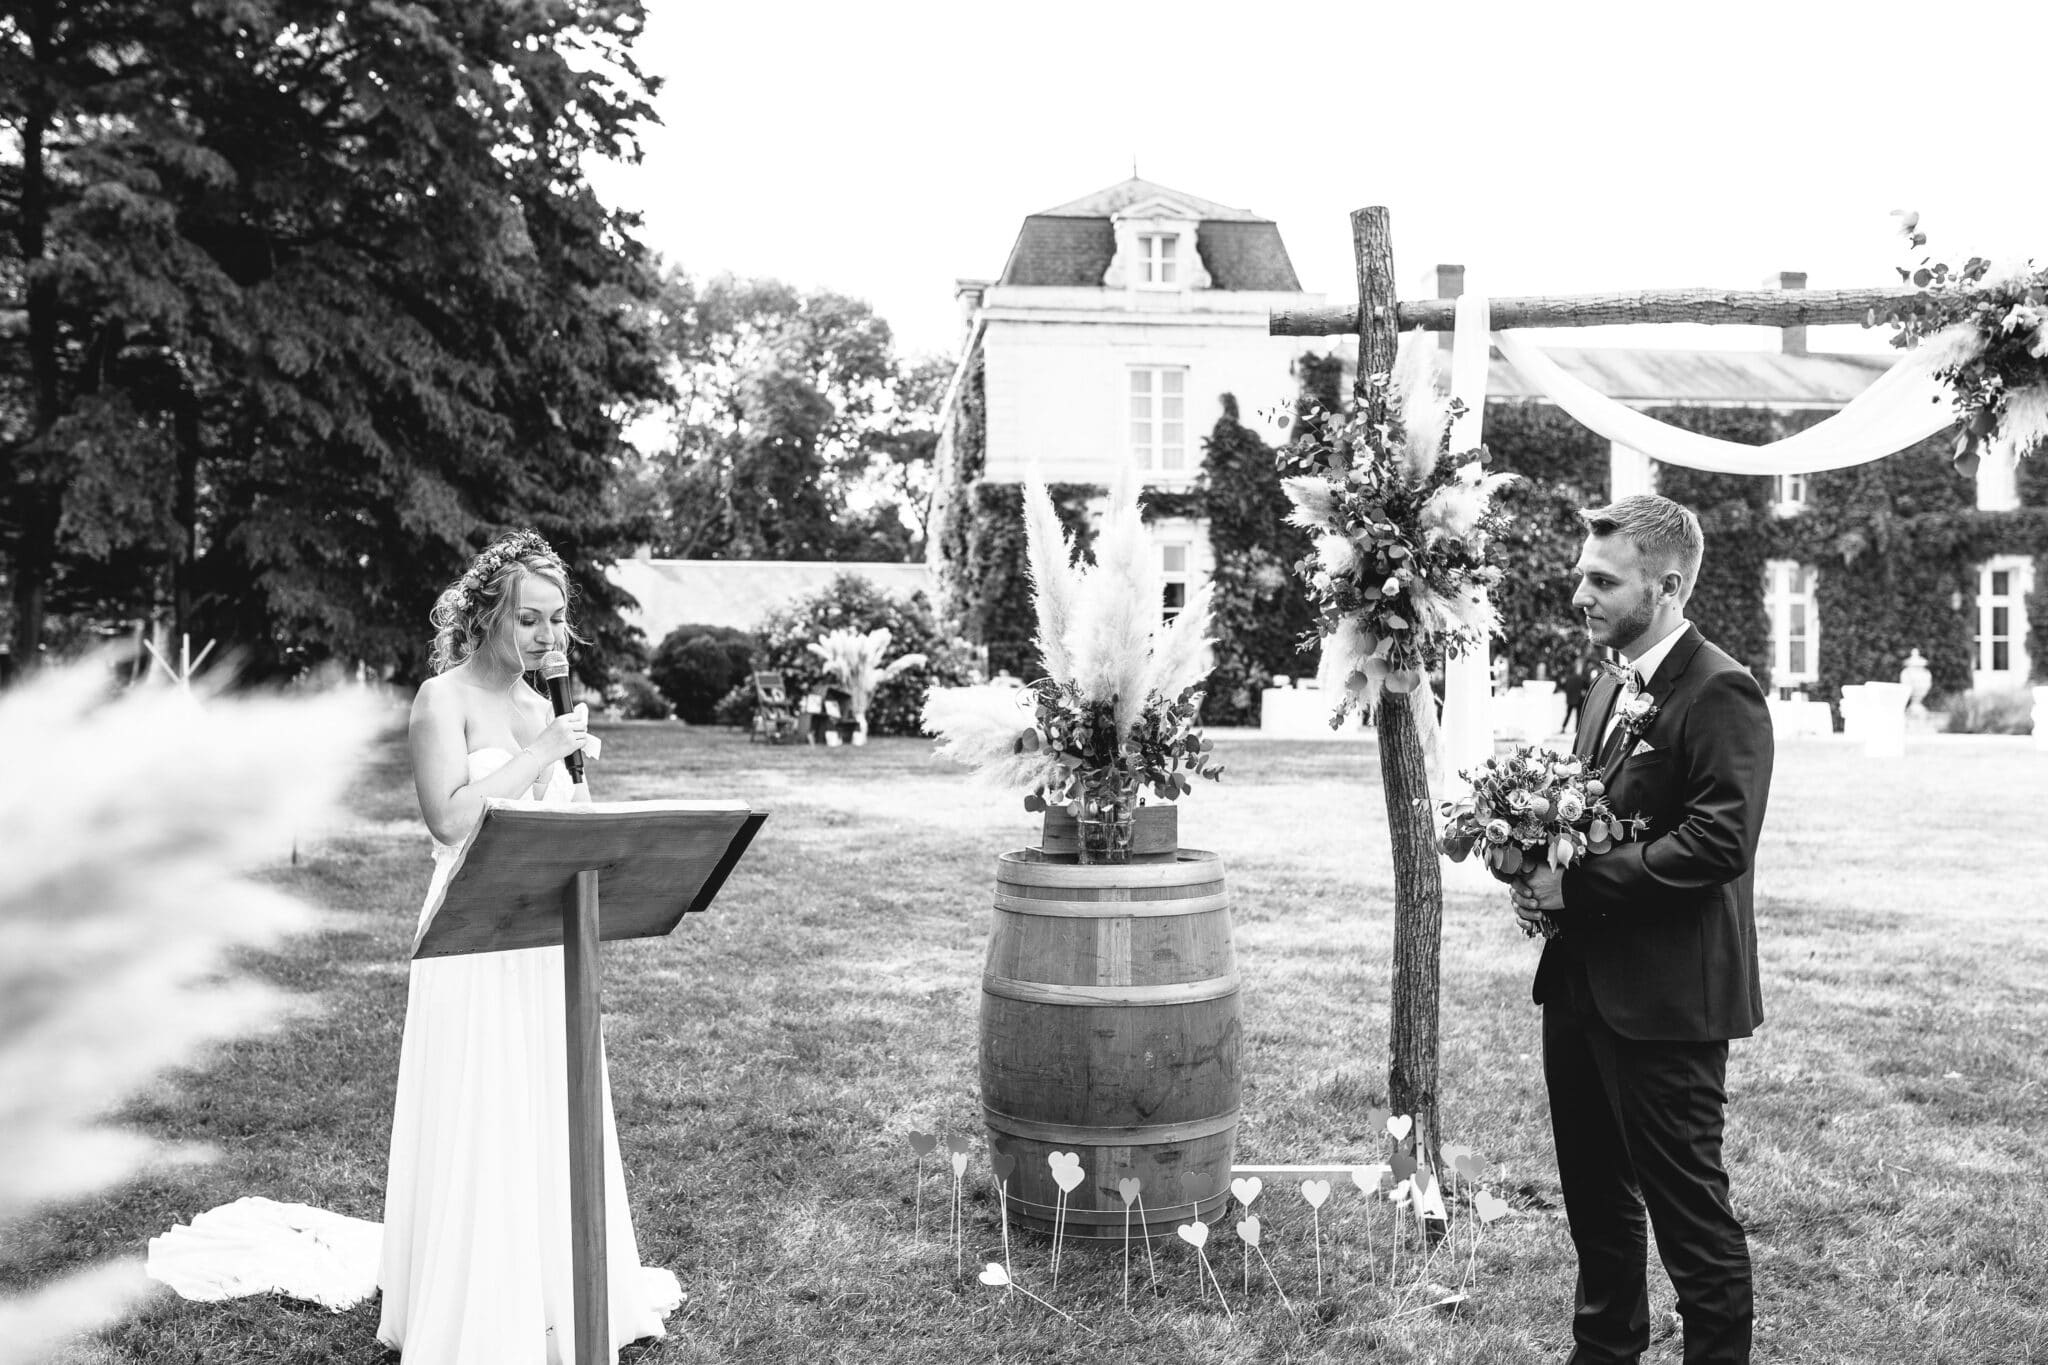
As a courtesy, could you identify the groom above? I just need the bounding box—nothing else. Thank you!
[1510,494,1773,1365]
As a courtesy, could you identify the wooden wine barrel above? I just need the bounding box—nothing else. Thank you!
[980,848,1241,1239]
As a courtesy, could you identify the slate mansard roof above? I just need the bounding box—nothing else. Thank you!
[996,177,1303,293]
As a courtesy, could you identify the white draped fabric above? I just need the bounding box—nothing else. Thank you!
[1485,301,1959,474]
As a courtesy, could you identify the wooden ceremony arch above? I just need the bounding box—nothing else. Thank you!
[1271,207,1923,1173]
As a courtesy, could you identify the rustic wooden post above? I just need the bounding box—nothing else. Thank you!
[1351,207,1446,1175]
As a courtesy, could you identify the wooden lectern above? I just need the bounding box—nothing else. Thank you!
[413,798,766,1365]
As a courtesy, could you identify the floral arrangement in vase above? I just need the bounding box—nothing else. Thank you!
[808,627,926,743]
[1278,338,1517,727]
[922,475,1223,862]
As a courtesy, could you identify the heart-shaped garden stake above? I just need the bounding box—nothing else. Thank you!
[988,1147,1017,1277]
[1046,1152,1083,1287]
[948,1145,970,1275]
[976,1261,1091,1333]
[907,1132,937,1242]
[1459,1189,1513,1300]
[1390,1149,1419,1184]
[1299,1178,1333,1297]
[1235,1211,1260,1294]
[1386,1113,1413,1144]
[1178,1219,1230,1318]
[1352,1163,1390,1195]
[1229,1175,1262,1211]
[946,1132,973,1156]
[1114,1175,1155,1303]
[1178,1168,1207,1216]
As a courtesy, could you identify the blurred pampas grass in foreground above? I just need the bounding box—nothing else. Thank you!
[0,657,384,1365]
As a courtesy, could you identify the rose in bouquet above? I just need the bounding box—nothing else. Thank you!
[922,473,1223,862]
[1437,745,1646,936]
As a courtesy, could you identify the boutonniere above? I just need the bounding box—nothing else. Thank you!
[1617,691,1660,735]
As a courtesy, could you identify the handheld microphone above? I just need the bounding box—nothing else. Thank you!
[538,650,585,784]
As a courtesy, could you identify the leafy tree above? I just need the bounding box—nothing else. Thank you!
[1,0,665,685]
[636,269,939,563]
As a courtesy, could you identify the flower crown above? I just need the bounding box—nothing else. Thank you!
[448,529,558,614]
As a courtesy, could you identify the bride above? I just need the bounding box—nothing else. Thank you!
[379,529,679,1363]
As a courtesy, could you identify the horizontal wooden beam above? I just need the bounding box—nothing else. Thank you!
[1269,286,1922,337]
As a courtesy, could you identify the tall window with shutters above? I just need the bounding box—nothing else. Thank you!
[1764,560,1818,687]
[1129,366,1188,477]
[1974,555,2033,685]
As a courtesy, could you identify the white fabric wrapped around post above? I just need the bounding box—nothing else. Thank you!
[1437,291,1499,799]
[2034,686,2048,751]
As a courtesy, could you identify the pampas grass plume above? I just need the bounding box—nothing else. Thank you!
[923,685,1057,791]
[1393,333,1449,482]
[0,656,383,1362]
[1022,479,1080,685]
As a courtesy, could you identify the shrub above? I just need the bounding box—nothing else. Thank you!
[649,624,757,725]
[757,573,979,736]
[713,682,756,730]
[613,672,673,720]
[1943,687,2035,734]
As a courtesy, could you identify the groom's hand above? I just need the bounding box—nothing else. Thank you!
[1512,864,1566,925]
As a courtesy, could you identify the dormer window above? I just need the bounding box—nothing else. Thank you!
[1140,233,1178,286]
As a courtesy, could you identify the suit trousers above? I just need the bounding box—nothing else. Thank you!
[1543,964,1753,1365]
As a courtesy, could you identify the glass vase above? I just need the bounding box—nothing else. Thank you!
[1076,775,1141,865]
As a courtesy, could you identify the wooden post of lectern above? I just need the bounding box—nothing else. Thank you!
[414,799,766,1365]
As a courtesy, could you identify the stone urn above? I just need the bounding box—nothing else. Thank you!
[1899,648,1933,715]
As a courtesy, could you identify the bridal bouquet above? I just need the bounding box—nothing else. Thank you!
[922,474,1222,862]
[1437,745,1646,936]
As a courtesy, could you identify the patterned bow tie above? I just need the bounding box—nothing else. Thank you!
[1599,659,1641,691]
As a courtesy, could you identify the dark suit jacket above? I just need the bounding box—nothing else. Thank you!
[1534,624,1772,1042]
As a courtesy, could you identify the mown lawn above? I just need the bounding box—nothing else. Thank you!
[7,722,2046,1363]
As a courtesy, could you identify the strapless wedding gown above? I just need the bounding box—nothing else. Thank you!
[376,748,679,1364]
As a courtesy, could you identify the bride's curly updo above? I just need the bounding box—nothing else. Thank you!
[428,529,584,674]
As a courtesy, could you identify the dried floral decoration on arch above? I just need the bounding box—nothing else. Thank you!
[1875,211,2048,475]
[1278,339,1516,726]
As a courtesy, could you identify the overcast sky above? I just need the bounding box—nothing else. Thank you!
[585,0,2048,364]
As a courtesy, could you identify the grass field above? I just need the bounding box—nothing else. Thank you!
[6,722,2047,1364]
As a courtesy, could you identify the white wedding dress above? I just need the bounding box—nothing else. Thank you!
[376,747,679,1364]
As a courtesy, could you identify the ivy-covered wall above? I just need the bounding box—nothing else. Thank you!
[1196,397,1317,724]
[1483,397,2047,710]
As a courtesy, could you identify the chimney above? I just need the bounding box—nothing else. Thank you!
[955,278,988,328]
[1435,264,1465,351]
[1771,270,1807,356]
